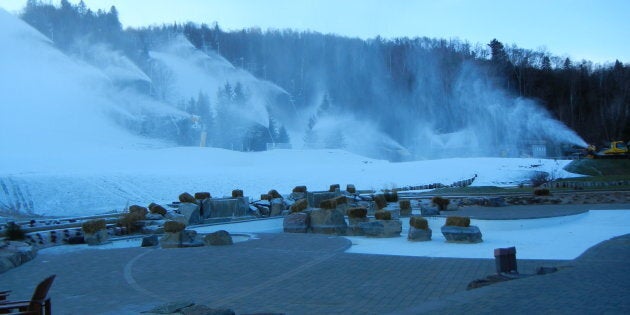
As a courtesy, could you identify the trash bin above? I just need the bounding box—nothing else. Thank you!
[494,246,517,274]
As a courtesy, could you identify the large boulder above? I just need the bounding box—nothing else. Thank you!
[290,186,308,200]
[283,212,310,233]
[160,232,181,248]
[408,227,432,241]
[307,191,341,208]
[160,230,202,248]
[179,192,198,204]
[146,213,165,220]
[84,229,109,246]
[420,203,440,216]
[347,217,369,236]
[204,230,233,246]
[441,225,483,243]
[309,208,347,235]
[359,220,402,237]
[269,198,285,216]
[141,235,159,247]
[332,196,349,214]
[178,202,202,225]
[0,241,37,274]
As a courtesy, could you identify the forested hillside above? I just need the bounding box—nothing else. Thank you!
[15,0,630,158]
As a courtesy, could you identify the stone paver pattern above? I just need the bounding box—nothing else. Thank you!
[1,205,628,314]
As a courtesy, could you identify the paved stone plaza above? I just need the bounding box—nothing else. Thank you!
[1,205,629,314]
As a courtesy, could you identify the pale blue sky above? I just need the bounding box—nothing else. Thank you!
[1,0,628,63]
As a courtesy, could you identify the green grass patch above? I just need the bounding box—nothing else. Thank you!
[564,159,630,176]
[418,186,529,195]
[554,174,630,182]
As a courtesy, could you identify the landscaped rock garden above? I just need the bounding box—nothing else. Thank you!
[441,216,483,243]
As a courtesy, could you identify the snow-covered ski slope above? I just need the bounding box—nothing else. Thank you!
[0,147,577,216]
[0,9,580,217]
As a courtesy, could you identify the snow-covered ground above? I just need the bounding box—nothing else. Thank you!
[346,210,630,260]
[0,147,578,216]
[39,210,630,260]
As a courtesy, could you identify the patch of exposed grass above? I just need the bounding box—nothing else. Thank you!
[564,159,630,176]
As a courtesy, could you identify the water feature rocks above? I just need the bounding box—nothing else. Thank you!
[359,220,402,237]
[270,198,285,216]
[178,203,202,225]
[204,230,233,246]
[283,212,310,233]
[202,197,249,218]
[309,208,347,235]
[441,225,483,243]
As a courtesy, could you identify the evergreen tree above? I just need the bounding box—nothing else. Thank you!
[277,126,290,143]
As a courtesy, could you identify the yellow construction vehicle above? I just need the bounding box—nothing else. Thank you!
[587,141,629,159]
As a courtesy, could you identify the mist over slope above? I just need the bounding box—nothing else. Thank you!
[3,2,594,161]
[0,9,181,155]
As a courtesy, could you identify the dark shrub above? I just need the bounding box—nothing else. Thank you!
[346,184,356,194]
[118,211,145,233]
[319,198,337,209]
[373,194,387,210]
[384,191,398,202]
[445,216,470,227]
[179,192,197,203]
[399,200,411,210]
[268,189,282,199]
[329,184,340,192]
[232,189,244,198]
[5,222,25,241]
[291,199,308,213]
[164,221,186,233]
[82,219,106,234]
[409,216,429,230]
[347,207,367,218]
[375,210,392,220]
[195,192,211,200]
[534,188,551,196]
[129,205,148,216]
[149,204,167,216]
[530,172,550,187]
[292,186,307,193]
[333,196,347,205]
[431,196,450,210]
